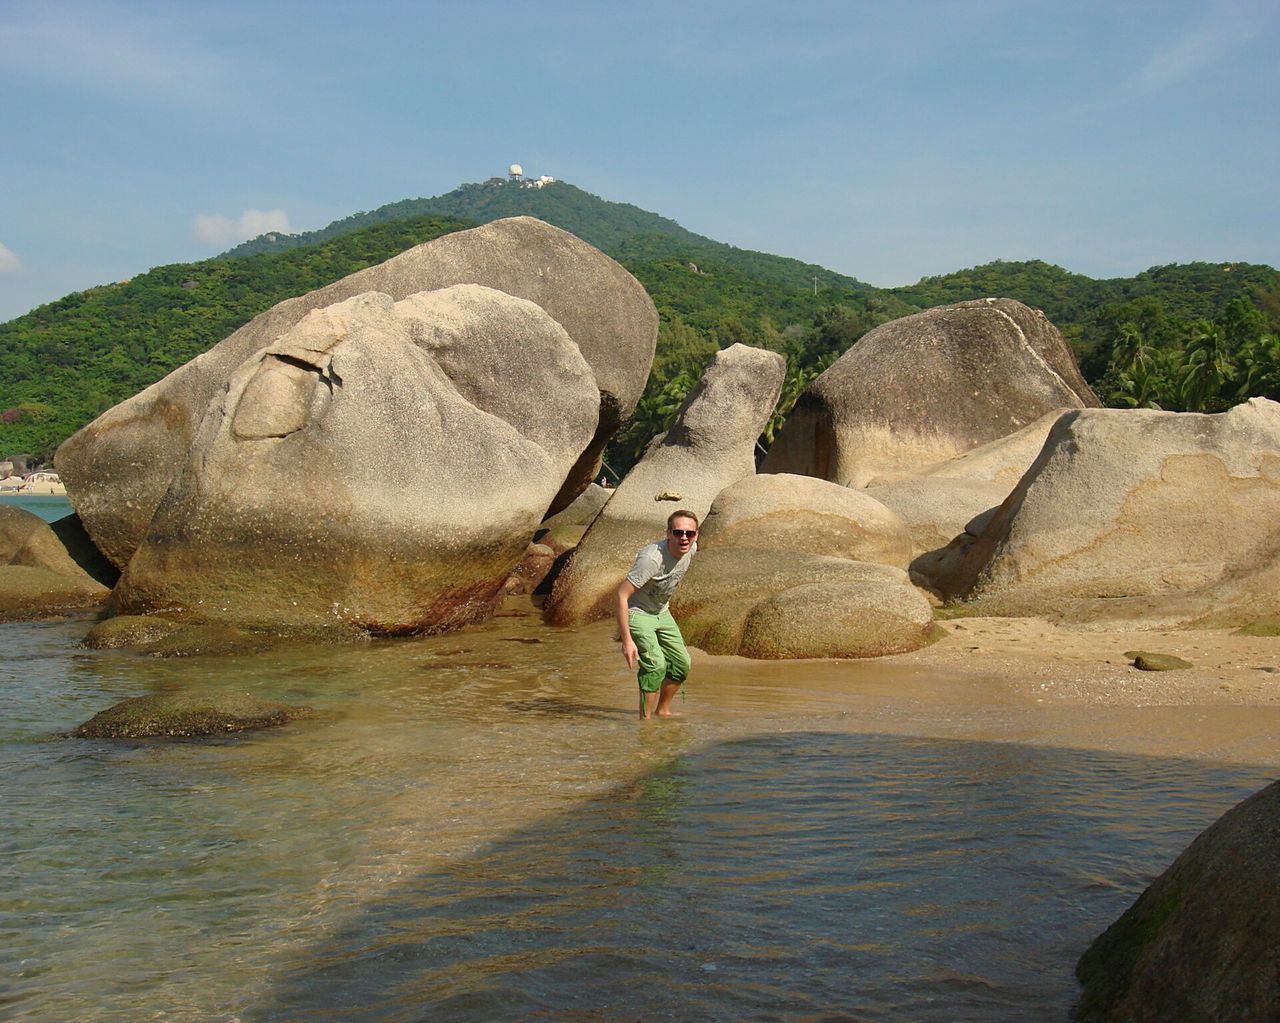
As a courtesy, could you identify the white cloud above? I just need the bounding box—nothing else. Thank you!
[194,209,295,247]
[0,242,21,274]
[1136,0,1273,90]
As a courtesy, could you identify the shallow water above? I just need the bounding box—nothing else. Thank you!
[3,609,1276,1022]
[0,494,73,523]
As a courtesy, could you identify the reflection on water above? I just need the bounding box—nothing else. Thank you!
[2,611,1275,1022]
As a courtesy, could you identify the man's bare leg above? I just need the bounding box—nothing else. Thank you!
[655,679,682,717]
[641,688,660,719]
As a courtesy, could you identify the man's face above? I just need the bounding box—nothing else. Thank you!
[667,516,698,555]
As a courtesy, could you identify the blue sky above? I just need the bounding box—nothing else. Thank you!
[1,0,1276,323]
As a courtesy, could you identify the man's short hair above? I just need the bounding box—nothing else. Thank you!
[667,509,699,530]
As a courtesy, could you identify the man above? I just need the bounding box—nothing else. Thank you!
[616,510,699,719]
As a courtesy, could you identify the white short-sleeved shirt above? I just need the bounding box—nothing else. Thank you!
[626,538,696,615]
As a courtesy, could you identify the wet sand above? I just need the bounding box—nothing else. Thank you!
[600,611,1280,769]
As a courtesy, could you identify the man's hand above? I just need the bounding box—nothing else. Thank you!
[617,578,639,671]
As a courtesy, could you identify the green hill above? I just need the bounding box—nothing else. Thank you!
[2,178,1277,472]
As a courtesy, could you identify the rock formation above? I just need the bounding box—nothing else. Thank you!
[113,286,600,636]
[1076,780,1280,1022]
[940,399,1280,626]
[57,217,657,569]
[544,343,785,625]
[672,550,937,658]
[699,473,911,568]
[762,299,1098,487]
[0,506,109,621]
[72,691,308,739]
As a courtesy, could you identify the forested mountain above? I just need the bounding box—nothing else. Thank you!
[2,178,1278,474]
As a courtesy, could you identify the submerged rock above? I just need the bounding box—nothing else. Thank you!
[82,614,183,649]
[71,691,308,739]
[1076,780,1280,1022]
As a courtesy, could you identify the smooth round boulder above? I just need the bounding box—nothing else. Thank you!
[57,216,657,568]
[113,286,599,637]
[763,299,1098,487]
[671,548,938,659]
[699,473,911,568]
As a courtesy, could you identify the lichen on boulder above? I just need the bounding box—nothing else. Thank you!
[1076,780,1280,1022]
[71,691,309,739]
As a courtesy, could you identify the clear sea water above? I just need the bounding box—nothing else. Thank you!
[0,494,73,523]
[2,607,1274,1022]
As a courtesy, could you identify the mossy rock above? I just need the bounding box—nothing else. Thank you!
[1125,650,1193,671]
[71,691,310,739]
[1234,618,1280,637]
[144,624,275,658]
[1076,780,1280,1022]
[82,614,183,649]
[0,564,109,622]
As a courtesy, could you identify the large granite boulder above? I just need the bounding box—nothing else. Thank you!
[0,506,109,620]
[762,299,1098,487]
[700,473,911,568]
[544,344,785,625]
[865,477,1009,564]
[942,399,1280,626]
[57,217,657,568]
[112,286,599,637]
[1076,780,1280,1022]
[671,549,937,658]
[900,409,1070,487]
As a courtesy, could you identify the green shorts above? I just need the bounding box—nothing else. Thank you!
[627,607,691,693]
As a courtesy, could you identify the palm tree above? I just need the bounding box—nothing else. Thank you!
[1178,320,1234,411]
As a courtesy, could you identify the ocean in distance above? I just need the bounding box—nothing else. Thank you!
[3,595,1274,1020]
[0,494,73,523]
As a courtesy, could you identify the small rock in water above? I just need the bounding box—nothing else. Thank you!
[1124,650,1193,671]
[70,691,310,739]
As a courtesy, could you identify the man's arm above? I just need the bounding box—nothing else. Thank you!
[617,579,638,669]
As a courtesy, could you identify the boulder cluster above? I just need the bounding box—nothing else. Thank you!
[49,217,658,636]
[4,223,1276,661]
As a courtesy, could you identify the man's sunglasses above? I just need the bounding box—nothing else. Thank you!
[670,529,698,539]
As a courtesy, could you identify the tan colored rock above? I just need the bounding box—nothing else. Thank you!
[0,506,109,620]
[544,344,785,625]
[113,286,599,637]
[671,549,937,659]
[865,477,1008,562]
[1076,780,1280,1023]
[700,473,910,568]
[763,299,1098,487]
[945,399,1280,627]
[0,565,109,621]
[57,217,657,568]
